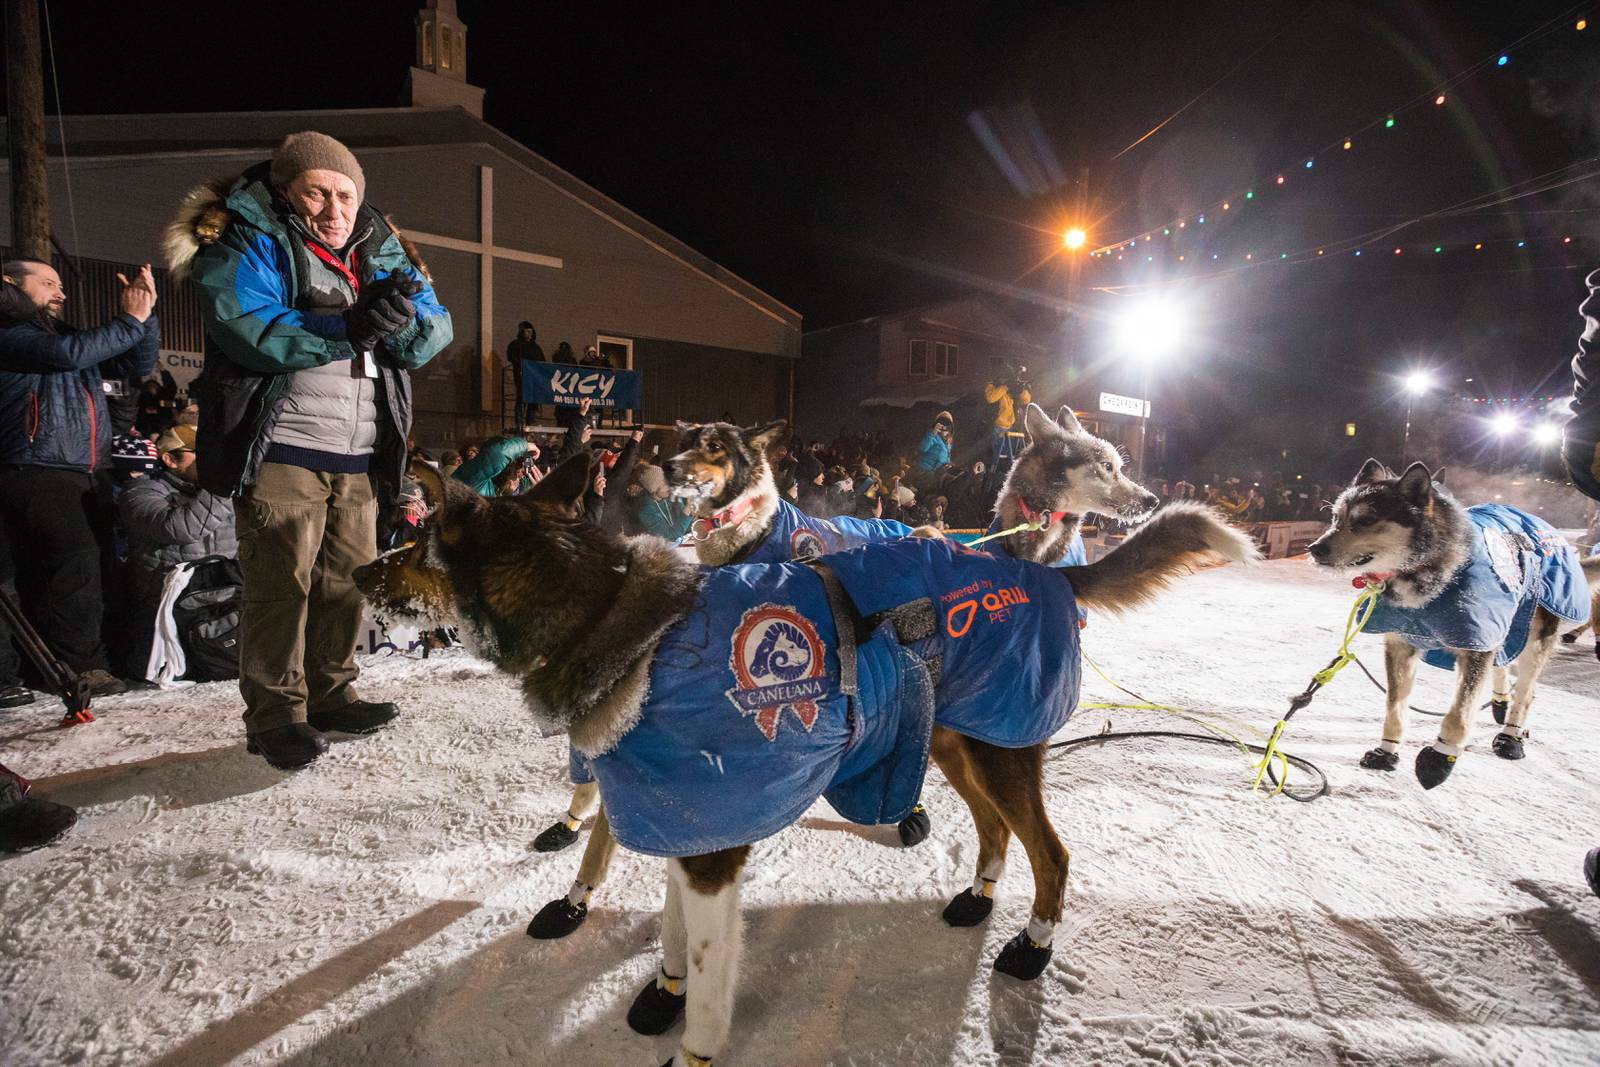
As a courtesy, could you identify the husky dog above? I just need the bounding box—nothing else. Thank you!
[989,403,1161,566]
[527,420,931,939]
[1308,460,1600,788]
[357,454,1256,1067]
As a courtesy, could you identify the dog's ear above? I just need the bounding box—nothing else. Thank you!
[410,459,481,543]
[525,452,592,516]
[745,419,787,453]
[1397,461,1434,505]
[1055,405,1085,435]
[1353,458,1393,485]
[1023,402,1062,442]
[1431,467,1447,487]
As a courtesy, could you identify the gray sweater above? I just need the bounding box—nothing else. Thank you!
[118,470,238,597]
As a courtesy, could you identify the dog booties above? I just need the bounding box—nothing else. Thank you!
[569,501,914,786]
[587,538,1081,858]
[1365,504,1590,669]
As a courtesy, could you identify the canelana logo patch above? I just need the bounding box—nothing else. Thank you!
[790,528,827,561]
[726,604,829,740]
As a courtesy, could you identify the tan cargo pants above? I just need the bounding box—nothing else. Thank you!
[235,463,378,733]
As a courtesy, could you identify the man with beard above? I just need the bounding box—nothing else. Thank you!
[0,260,160,697]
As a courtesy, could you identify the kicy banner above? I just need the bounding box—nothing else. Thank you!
[521,362,642,409]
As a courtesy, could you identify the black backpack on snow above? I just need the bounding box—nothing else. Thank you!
[172,556,242,682]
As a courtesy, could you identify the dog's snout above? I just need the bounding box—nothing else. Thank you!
[1308,539,1330,560]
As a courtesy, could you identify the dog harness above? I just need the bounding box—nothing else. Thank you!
[1364,503,1590,669]
[587,538,1082,857]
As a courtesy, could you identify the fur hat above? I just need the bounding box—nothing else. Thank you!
[934,410,954,427]
[154,423,197,455]
[111,433,158,474]
[270,132,365,201]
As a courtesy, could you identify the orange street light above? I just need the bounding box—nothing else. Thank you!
[1063,227,1087,251]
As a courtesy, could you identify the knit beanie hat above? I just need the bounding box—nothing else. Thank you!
[270,131,365,201]
[111,433,158,474]
[636,463,668,496]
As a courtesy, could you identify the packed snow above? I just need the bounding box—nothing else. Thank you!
[2,555,1598,1066]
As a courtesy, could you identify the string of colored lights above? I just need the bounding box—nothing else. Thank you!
[1086,155,1600,286]
[1086,6,1592,258]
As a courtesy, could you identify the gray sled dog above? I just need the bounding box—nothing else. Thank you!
[1308,459,1600,788]
[356,452,1255,1067]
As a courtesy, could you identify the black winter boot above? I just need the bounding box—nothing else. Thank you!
[533,820,580,852]
[526,897,588,939]
[1586,847,1600,897]
[942,887,995,927]
[993,929,1053,980]
[247,723,329,770]
[0,684,35,709]
[308,700,397,735]
[897,804,931,847]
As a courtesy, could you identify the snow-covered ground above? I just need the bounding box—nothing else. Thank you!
[3,557,1598,1067]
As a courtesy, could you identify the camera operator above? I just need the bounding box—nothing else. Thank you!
[984,363,1032,464]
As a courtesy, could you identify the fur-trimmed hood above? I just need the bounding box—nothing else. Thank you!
[163,170,433,283]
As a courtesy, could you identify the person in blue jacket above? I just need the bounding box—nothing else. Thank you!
[1559,265,1600,898]
[0,264,159,697]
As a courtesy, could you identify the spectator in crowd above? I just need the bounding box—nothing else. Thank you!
[634,463,692,540]
[911,410,954,492]
[177,130,453,770]
[507,321,543,426]
[134,369,180,437]
[596,428,645,533]
[452,432,537,496]
[580,344,610,368]
[984,368,1031,462]
[552,341,577,364]
[0,261,160,697]
[928,495,949,531]
[794,450,828,514]
[116,423,237,679]
[439,449,463,479]
[110,433,160,485]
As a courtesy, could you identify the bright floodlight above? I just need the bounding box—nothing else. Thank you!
[1532,423,1561,446]
[1113,297,1186,359]
[1403,371,1432,396]
[1063,227,1087,251]
[1490,412,1518,437]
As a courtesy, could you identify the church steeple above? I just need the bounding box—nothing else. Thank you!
[409,0,484,117]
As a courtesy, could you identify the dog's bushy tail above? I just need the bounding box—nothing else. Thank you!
[1060,502,1260,614]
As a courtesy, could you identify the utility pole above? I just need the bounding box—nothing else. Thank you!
[6,0,50,260]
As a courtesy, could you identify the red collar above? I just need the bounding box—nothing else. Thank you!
[1354,572,1395,589]
[689,494,762,540]
[1017,498,1071,531]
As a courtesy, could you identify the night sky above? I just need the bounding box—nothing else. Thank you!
[27,0,1600,469]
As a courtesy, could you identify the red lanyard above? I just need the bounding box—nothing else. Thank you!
[306,240,360,294]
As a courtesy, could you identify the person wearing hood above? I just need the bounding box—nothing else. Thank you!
[168,130,453,770]
[507,321,544,426]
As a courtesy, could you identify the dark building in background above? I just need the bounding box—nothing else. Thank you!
[0,0,799,449]
[798,293,1059,458]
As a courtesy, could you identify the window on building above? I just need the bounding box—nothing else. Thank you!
[441,25,453,69]
[934,342,958,377]
[909,339,929,377]
[421,22,433,66]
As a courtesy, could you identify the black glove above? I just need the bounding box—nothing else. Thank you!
[345,276,422,352]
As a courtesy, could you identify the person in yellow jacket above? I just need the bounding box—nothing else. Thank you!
[984,368,1031,462]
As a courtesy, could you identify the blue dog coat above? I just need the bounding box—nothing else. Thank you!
[736,499,913,565]
[570,500,913,785]
[1365,503,1590,669]
[588,538,1082,857]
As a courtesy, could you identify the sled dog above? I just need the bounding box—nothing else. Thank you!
[356,452,1255,1067]
[1308,459,1600,788]
[530,419,930,938]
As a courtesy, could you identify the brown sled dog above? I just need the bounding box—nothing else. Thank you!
[356,453,1256,1067]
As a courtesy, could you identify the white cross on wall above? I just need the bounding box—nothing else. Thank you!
[406,165,563,411]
